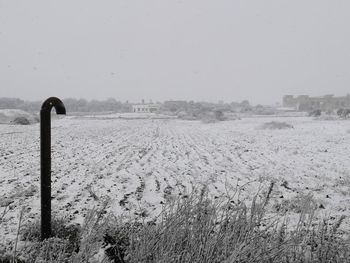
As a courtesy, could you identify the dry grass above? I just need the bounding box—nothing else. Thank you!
[120,185,349,263]
[1,184,350,263]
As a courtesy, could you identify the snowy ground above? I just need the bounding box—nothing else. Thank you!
[1,115,350,245]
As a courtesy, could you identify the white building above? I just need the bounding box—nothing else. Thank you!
[132,104,160,113]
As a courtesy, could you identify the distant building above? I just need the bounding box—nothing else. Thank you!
[132,104,160,113]
[283,94,350,111]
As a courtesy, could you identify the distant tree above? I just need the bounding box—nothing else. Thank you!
[0,98,24,109]
[344,109,350,118]
[1,97,132,113]
[214,110,224,121]
[336,108,350,119]
[298,102,313,112]
[239,100,252,112]
[325,109,333,115]
[337,108,344,117]
[76,98,88,112]
[309,109,321,117]
[162,101,188,113]
[240,100,250,107]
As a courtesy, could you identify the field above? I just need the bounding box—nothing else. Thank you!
[1,115,350,247]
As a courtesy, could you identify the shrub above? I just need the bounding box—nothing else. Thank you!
[344,109,350,118]
[337,108,350,119]
[261,121,293,130]
[337,108,344,117]
[200,111,227,123]
[214,110,225,121]
[21,217,80,244]
[11,117,30,125]
[309,109,322,117]
[18,217,81,262]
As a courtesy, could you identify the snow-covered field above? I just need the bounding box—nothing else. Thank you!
[1,116,350,245]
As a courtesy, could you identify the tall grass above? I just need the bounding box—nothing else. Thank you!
[120,185,349,263]
[1,184,349,262]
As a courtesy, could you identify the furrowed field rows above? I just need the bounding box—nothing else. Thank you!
[1,116,350,244]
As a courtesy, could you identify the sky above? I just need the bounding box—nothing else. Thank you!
[1,0,350,105]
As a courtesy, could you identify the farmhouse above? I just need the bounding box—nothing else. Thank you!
[132,104,160,113]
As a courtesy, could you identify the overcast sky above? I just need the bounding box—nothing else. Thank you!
[1,0,349,105]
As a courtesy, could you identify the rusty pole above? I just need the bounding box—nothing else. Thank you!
[40,97,66,240]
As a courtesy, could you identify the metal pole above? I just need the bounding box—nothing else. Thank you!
[40,97,66,240]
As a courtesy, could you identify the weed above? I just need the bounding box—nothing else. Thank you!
[2,185,349,263]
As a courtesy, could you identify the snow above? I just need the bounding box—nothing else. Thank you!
[1,116,350,245]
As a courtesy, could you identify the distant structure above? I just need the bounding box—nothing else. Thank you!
[283,94,350,111]
[132,103,160,113]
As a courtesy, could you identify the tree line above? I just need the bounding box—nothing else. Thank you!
[0,97,257,114]
[0,97,131,113]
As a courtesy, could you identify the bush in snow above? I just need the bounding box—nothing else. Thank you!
[337,108,344,117]
[343,109,350,118]
[12,116,30,125]
[261,121,293,130]
[200,110,227,123]
[308,109,321,117]
[337,108,350,119]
